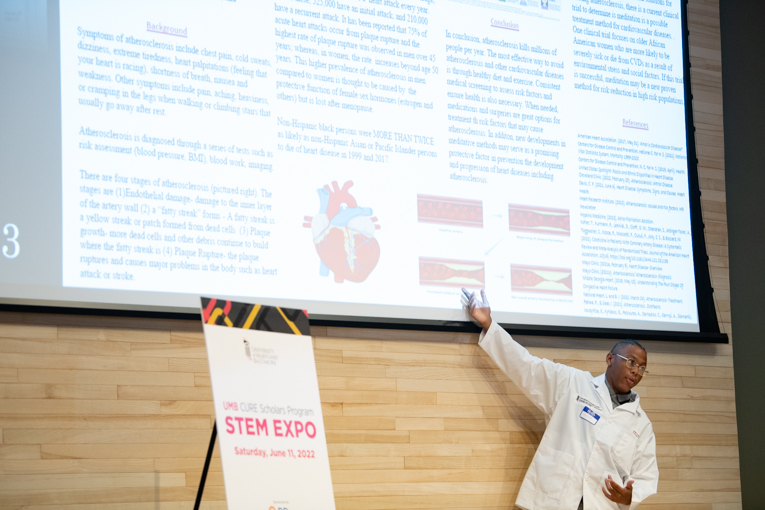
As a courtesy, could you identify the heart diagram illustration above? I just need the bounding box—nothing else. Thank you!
[303,181,381,283]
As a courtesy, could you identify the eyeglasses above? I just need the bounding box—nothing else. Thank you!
[614,353,649,375]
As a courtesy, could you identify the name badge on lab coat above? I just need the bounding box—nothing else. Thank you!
[579,406,600,425]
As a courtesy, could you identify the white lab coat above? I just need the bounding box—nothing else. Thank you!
[479,322,659,510]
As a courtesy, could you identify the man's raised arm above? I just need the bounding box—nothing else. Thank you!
[462,288,576,417]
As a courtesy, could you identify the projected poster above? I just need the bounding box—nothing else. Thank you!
[59,0,698,330]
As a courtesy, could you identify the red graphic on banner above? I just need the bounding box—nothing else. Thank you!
[419,257,485,288]
[303,181,381,283]
[417,195,483,228]
[511,264,573,295]
[508,204,570,236]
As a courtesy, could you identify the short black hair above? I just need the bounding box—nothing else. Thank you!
[610,339,646,355]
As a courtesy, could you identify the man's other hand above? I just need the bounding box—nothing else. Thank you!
[462,288,492,332]
[602,475,633,505]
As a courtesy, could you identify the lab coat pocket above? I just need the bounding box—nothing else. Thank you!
[612,432,637,476]
[529,444,575,501]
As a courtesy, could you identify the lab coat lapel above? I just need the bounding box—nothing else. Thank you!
[591,373,612,414]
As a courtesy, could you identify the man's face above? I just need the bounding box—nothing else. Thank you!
[605,344,647,394]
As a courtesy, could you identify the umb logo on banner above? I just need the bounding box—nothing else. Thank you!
[201,298,336,510]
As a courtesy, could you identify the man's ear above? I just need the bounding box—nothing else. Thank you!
[606,353,613,367]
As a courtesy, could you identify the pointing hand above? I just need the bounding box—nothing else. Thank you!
[461,288,492,331]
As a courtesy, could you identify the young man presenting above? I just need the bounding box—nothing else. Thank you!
[463,289,659,510]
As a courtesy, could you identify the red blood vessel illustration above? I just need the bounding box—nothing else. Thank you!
[303,181,380,283]
[508,204,570,236]
[417,195,483,228]
[511,264,573,295]
[419,257,485,288]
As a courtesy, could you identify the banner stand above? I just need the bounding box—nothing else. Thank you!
[197,297,336,509]
[193,423,218,510]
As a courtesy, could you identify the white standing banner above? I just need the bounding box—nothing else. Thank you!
[201,297,335,509]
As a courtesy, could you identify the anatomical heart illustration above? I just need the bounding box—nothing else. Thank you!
[303,181,381,283]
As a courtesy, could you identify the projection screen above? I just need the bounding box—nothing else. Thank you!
[0,0,719,336]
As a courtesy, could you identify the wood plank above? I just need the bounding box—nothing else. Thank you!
[130,343,207,359]
[442,418,498,431]
[0,415,210,430]
[342,404,484,419]
[154,455,222,473]
[642,387,735,400]
[315,349,343,364]
[648,411,737,424]
[0,459,155,474]
[696,367,734,379]
[4,429,213,445]
[159,401,213,415]
[0,445,41,460]
[0,353,168,372]
[318,376,396,391]
[0,503,221,510]
[58,327,171,343]
[117,386,212,401]
[325,327,476,345]
[334,493,515,509]
[316,362,387,378]
[315,338,385,353]
[331,468,525,484]
[481,406,545,420]
[0,472,187,490]
[385,366,507,382]
[320,390,436,406]
[17,368,194,387]
[396,418,445,431]
[325,431,411,444]
[656,445,739,457]
[397,378,514,394]
[168,331,205,345]
[0,399,160,415]
[194,373,211,387]
[324,417,397,431]
[0,324,57,339]
[167,358,209,373]
[470,444,541,457]
[328,444,473,457]
[0,369,18,383]
[0,338,130,357]
[437,392,533,407]
[681,377,734,390]
[656,434,738,446]
[405,455,533,470]
[0,384,117,400]
[661,468,741,481]
[653,422,738,436]
[640,399,736,413]
[41,444,210,459]
[0,486,225,506]
[342,351,494,370]
[409,431,515,444]
[30,314,200,332]
[330,456,405,470]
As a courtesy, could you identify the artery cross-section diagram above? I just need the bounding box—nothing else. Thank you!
[419,257,485,289]
[418,195,483,228]
[508,204,570,236]
[511,264,573,295]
